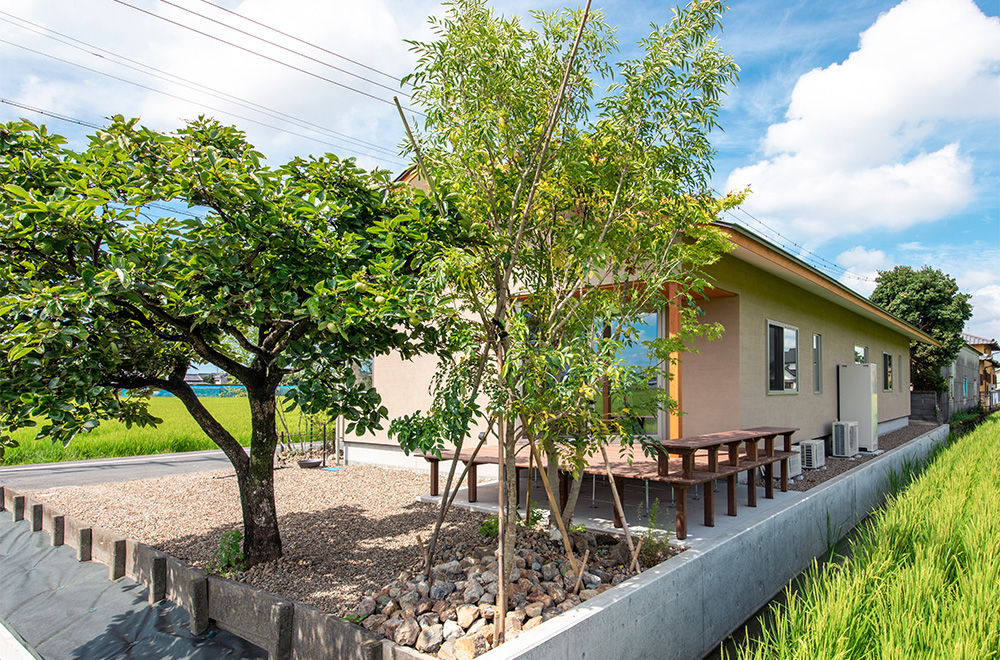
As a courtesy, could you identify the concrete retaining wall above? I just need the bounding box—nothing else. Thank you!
[479,423,950,660]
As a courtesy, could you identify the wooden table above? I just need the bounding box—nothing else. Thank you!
[654,427,798,539]
[423,426,798,541]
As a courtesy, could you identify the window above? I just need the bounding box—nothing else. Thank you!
[854,345,869,364]
[897,354,903,391]
[949,376,955,400]
[767,320,798,394]
[882,353,893,391]
[597,311,660,435]
[963,377,968,399]
[813,334,822,394]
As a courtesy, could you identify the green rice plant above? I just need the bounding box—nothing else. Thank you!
[3,397,261,465]
[732,413,1000,660]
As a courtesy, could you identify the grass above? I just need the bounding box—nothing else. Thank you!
[730,413,1000,660]
[2,397,256,465]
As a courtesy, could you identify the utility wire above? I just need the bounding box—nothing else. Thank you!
[0,12,401,158]
[108,0,424,116]
[0,97,102,129]
[1,40,408,166]
[194,0,406,84]
[714,195,874,283]
[156,0,409,98]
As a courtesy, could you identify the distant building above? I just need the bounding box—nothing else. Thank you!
[963,332,1000,409]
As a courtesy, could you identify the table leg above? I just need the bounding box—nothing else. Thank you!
[747,467,757,507]
[727,474,737,516]
[674,486,687,540]
[704,480,715,527]
[764,463,774,499]
[468,463,478,503]
[657,450,670,477]
[429,460,439,497]
[780,458,789,492]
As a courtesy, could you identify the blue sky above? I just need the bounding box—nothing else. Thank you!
[2,0,998,338]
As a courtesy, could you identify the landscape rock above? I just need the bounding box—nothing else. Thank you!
[395,616,421,646]
[456,604,479,629]
[415,624,444,653]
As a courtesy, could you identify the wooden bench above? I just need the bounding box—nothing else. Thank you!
[423,426,798,541]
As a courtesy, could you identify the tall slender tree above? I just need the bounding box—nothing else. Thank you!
[394,0,743,642]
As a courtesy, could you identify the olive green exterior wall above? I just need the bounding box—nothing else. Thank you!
[683,254,911,440]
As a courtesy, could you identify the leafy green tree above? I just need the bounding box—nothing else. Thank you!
[394,0,742,636]
[0,117,463,565]
[870,265,973,392]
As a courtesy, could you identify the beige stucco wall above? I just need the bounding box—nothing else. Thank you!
[682,255,911,440]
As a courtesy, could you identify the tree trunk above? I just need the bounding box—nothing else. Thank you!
[168,374,283,567]
[241,387,283,566]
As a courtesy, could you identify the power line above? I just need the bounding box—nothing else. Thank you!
[713,195,875,283]
[0,98,102,129]
[108,0,423,116]
[193,0,406,85]
[156,0,409,97]
[0,12,402,159]
[1,40,408,167]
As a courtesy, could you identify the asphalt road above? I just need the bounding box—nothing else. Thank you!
[0,449,238,491]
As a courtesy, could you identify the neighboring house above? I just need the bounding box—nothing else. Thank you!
[942,344,982,417]
[962,332,1000,409]
[343,221,939,469]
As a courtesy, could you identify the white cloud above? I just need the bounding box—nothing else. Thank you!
[835,246,892,296]
[1,0,441,170]
[725,0,1000,242]
[835,241,1000,339]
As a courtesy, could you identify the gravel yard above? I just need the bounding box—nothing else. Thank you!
[28,421,940,622]
[33,464,490,617]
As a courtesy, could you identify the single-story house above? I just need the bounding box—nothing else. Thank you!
[343,221,938,469]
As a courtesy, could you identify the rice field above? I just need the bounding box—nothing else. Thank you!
[1,397,257,465]
[731,414,1000,660]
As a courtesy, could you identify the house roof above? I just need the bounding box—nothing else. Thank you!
[715,221,939,347]
[961,332,1000,351]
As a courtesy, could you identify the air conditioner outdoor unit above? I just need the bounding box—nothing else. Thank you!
[788,447,802,478]
[800,439,825,469]
[832,421,859,457]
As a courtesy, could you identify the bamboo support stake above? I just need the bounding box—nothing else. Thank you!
[600,445,637,563]
[629,537,644,574]
[573,548,590,594]
[525,437,580,576]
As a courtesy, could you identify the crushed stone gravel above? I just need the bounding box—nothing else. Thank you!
[29,422,940,619]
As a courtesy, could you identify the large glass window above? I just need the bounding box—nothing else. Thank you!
[854,345,869,364]
[813,334,822,394]
[768,321,798,394]
[597,311,660,434]
[882,353,893,391]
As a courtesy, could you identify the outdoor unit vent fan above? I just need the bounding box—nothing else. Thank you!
[800,439,826,469]
[832,421,860,457]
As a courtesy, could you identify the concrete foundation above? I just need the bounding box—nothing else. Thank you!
[474,423,949,660]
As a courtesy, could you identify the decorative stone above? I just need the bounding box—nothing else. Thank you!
[524,602,543,619]
[416,623,444,653]
[443,619,463,640]
[395,616,421,646]
[523,615,542,631]
[356,596,376,618]
[480,570,498,584]
[580,588,598,600]
[431,581,457,600]
[457,604,479,629]
[478,603,496,620]
[454,633,490,660]
[541,563,559,581]
[438,639,458,660]
[382,600,400,617]
[463,581,485,603]
[361,613,386,632]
